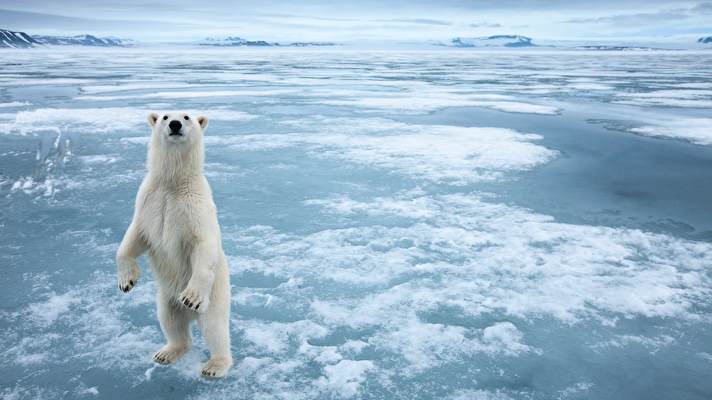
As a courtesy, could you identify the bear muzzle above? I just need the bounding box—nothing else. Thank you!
[168,120,183,136]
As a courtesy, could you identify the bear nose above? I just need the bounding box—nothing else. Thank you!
[169,120,182,132]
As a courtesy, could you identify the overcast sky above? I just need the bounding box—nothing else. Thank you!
[0,1,710,42]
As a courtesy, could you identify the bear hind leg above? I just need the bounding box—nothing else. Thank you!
[154,294,193,365]
[197,286,232,378]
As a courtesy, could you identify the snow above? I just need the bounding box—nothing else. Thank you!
[0,102,31,108]
[315,360,375,398]
[182,116,558,184]
[629,118,712,145]
[482,322,532,355]
[321,95,560,114]
[616,89,712,108]
[78,89,296,101]
[0,107,257,135]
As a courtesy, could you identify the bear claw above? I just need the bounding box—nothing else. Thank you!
[178,288,207,312]
[201,357,232,379]
[153,345,188,365]
[117,266,139,294]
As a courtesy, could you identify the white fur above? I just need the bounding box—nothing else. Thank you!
[116,111,232,378]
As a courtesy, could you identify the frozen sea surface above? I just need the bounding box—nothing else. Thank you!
[1,48,712,399]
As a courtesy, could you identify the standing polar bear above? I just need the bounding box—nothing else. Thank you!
[116,112,232,378]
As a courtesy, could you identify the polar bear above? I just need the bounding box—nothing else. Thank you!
[116,112,232,378]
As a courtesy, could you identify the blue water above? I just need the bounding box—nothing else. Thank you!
[1,48,711,399]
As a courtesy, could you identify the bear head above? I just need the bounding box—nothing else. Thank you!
[148,111,208,147]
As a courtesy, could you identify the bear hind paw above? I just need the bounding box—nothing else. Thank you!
[153,345,189,365]
[201,357,232,379]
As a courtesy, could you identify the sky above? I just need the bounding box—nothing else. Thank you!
[0,0,710,43]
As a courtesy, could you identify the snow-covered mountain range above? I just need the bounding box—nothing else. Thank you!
[200,36,336,47]
[436,35,712,50]
[0,28,132,48]
[442,35,536,48]
[33,34,133,47]
[0,29,40,48]
[3,27,710,50]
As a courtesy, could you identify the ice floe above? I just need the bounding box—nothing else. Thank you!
[629,118,712,145]
[0,107,257,135]
[616,89,712,108]
[0,101,31,108]
[321,95,560,115]
[207,117,557,184]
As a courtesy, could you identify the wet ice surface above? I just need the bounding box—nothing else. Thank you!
[1,48,712,399]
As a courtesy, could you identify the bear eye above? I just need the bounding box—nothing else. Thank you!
[162,115,168,120]
[184,115,189,120]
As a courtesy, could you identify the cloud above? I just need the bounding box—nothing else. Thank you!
[389,18,452,26]
[691,2,712,14]
[562,3,712,25]
[0,8,201,37]
[564,11,688,25]
[469,22,502,28]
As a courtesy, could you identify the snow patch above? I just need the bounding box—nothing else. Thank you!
[629,118,712,145]
[315,360,375,398]
[0,101,30,108]
[322,95,560,114]
[0,107,257,135]
[213,117,557,184]
[482,322,532,355]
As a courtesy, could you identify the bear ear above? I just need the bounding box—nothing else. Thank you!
[148,112,159,128]
[197,116,209,130]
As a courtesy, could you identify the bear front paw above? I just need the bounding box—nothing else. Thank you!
[117,265,140,293]
[178,287,209,312]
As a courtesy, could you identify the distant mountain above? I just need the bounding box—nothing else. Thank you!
[699,36,712,44]
[443,35,535,48]
[1,28,133,48]
[573,45,656,51]
[0,28,40,48]
[32,34,133,47]
[200,36,336,47]
[286,42,338,47]
[201,36,272,46]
